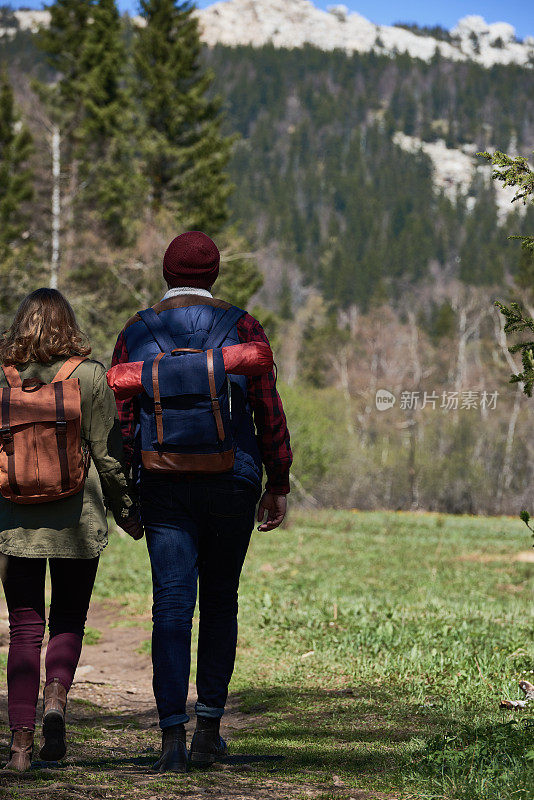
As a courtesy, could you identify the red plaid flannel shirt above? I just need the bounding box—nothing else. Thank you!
[111,311,292,494]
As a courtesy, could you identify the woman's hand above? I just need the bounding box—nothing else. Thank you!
[257,492,287,532]
[118,509,144,540]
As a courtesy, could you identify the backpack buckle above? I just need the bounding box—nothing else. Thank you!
[0,426,14,455]
[55,420,68,446]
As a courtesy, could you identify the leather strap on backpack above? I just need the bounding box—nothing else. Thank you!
[0,387,20,496]
[152,353,165,446]
[52,357,86,494]
[53,382,70,493]
[171,348,203,355]
[52,356,87,383]
[1,365,22,388]
[0,357,86,388]
[206,349,225,443]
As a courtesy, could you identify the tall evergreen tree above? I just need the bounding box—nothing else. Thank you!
[36,0,147,351]
[0,69,35,320]
[488,150,534,397]
[76,0,145,245]
[36,0,93,283]
[37,0,93,118]
[38,0,144,253]
[212,232,263,308]
[0,71,33,260]
[459,179,505,285]
[134,0,234,233]
[515,245,534,303]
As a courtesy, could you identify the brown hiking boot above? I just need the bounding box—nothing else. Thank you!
[153,724,189,773]
[39,678,67,761]
[190,717,227,767]
[4,728,34,772]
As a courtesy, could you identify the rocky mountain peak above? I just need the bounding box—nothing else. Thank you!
[198,0,533,68]
[4,1,533,70]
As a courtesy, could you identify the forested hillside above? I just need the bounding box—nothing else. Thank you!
[207,44,534,309]
[3,20,534,311]
[2,9,534,515]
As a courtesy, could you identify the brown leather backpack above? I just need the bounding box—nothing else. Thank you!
[0,356,89,504]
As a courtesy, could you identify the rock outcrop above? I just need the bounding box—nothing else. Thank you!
[6,2,533,70]
[198,1,533,68]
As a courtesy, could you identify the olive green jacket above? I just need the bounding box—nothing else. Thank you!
[0,357,136,559]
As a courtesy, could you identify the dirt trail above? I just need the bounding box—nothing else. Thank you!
[458,549,534,563]
[0,600,256,727]
[0,600,382,800]
[66,601,264,734]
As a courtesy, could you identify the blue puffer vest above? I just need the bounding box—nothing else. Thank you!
[123,296,263,492]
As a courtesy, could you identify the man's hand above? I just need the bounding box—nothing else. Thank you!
[118,510,144,540]
[257,492,287,532]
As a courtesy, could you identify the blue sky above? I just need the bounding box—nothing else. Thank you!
[12,0,534,39]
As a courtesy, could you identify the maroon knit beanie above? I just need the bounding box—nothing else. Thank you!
[163,231,220,289]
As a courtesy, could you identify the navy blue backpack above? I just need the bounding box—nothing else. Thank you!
[137,305,245,474]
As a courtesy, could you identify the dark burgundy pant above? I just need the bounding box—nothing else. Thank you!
[2,555,99,731]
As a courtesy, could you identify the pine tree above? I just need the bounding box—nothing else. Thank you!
[38,0,145,251]
[0,70,33,259]
[515,246,534,302]
[76,0,146,245]
[480,150,534,254]
[37,0,93,119]
[35,0,93,284]
[211,232,263,308]
[0,69,35,320]
[36,0,148,350]
[459,179,505,285]
[77,0,127,149]
[134,0,234,233]
[485,149,534,395]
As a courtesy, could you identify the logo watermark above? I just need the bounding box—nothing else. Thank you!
[375,389,499,411]
[375,389,396,410]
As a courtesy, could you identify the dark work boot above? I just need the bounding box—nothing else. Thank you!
[153,724,188,773]
[4,728,34,772]
[189,716,227,767]
[39,679,67,761]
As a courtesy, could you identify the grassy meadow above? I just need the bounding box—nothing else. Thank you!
[95,509,534,799]
[1,508,533,799]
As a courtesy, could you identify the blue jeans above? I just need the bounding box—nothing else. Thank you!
[140,473,259,729]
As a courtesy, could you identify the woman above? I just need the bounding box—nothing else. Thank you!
[0,289,142,772]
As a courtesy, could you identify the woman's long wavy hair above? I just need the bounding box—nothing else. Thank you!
[0,289,91,366]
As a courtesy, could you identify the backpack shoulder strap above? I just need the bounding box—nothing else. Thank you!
[203,306,246,351]
[52,356,88,383]
[206,349,226,442]
[1,365,22,388]
[151,352,165,445]
[138,308,177,353]
[1,384,19,495]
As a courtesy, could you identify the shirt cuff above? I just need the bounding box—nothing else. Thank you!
[265,468,291,495]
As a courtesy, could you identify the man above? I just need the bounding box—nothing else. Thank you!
[111,231,292,772]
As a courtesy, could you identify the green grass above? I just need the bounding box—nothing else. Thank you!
[135,638,151,655]
[83,627,102,645]
[93,509,534,798]
[5,509,532,800]
[228,510,534,799]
